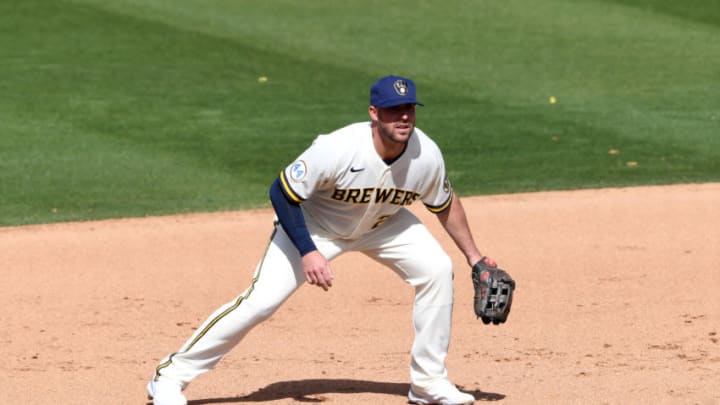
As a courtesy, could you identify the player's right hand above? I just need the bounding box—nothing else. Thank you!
[301,250,334,291]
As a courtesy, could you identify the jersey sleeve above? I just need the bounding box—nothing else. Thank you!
[279,135,337,203]
[422,149,454,214]
[269,177,317,255]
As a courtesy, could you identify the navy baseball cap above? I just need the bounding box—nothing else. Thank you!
[369,75,424,108]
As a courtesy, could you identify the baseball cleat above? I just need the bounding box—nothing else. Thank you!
[408,380,475,405]
[146,378,187,405]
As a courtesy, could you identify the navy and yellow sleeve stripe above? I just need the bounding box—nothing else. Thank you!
[425,193,453,214]
[279,170,305,203]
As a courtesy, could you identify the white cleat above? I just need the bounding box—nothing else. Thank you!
[146,378,187,405]
[408,380,475,405]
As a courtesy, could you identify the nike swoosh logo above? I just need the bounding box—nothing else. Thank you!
[350,167,365,173]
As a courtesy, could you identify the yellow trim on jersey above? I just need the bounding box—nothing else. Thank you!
[425,193,453,214]
[279,171,304,203]
[154,228,278,379]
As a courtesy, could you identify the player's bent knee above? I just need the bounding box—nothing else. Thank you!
[424,252,453,281]
[411,252,453,301]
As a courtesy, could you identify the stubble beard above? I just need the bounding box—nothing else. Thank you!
[379,122,414,145]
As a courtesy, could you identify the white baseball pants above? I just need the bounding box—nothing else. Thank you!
[153,208,454,390]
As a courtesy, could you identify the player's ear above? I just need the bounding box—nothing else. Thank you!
[368,105,379,121]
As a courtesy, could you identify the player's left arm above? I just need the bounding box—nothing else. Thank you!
[435,193,495,268]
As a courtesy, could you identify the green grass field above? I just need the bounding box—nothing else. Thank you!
[1,0,718,226]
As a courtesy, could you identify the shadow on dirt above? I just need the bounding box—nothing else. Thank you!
[159,378,505,403]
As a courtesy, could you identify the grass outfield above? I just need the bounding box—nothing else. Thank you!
[1,0,718,226]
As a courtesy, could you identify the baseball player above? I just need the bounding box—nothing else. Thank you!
[147,75,501,405]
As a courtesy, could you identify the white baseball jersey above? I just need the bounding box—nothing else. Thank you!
[279,122,453,240]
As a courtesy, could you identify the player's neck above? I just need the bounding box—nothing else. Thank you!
[372,128,408,164]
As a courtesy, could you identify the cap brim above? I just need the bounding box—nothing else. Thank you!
[374,100,424,108]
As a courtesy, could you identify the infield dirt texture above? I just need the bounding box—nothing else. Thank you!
[2,183,718,404]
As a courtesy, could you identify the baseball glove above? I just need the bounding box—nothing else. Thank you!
[471,258,515,325]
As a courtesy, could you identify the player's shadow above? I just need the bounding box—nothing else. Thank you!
[175,378,505,403]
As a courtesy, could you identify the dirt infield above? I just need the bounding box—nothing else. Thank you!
[2,183,718,405]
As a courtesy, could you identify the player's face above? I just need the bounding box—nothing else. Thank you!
[371,103,416,144]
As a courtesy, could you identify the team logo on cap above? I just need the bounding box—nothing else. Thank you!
[393,80,409,96]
